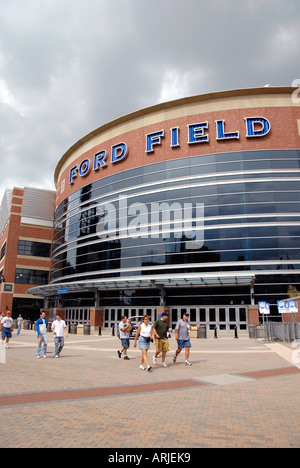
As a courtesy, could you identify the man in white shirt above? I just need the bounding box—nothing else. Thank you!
[1,308,13,348]
[51,312,68,358]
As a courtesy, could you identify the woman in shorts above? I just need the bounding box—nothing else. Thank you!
[134,315,152,371]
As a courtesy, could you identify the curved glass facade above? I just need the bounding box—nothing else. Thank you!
[50,149,300,306]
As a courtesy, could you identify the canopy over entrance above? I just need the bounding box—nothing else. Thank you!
[27,273,256,297]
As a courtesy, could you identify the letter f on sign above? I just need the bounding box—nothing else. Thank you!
[69,165,78,184]
[146,130,164,153]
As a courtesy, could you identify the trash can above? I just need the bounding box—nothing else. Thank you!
[190,325,199,338]
[23,320,30,330]
[198,325,207,339]
[70,324,77,334]
[84,324,90,335]
[248,325,257,339]
[256,325,264,339]
[47,322,52,332]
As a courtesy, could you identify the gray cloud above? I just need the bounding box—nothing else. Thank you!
[0,0,299,202]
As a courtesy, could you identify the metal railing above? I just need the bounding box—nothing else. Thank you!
[249,322,300,342]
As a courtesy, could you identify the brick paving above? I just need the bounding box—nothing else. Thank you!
[1,329,300,448]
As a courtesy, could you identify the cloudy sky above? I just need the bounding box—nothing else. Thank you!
[0,0,299,202]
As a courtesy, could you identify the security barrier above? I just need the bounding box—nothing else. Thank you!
[249,322,300,342]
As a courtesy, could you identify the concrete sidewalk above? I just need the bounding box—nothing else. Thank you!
[1,329,300,448]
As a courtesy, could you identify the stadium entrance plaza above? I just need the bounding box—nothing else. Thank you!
[1,329,300,449]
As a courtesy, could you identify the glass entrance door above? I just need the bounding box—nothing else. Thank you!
[170,306,248,331]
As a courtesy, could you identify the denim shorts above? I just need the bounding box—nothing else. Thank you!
[2,327,12,339]
[139,336,150,350]
[177,338,191,349]
[121,338,130,350]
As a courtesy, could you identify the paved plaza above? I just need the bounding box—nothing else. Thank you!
[1,328,300,449]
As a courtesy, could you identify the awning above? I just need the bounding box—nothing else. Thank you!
[26,273,256,297]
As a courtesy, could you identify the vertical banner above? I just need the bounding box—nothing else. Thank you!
[258,302,270,314]
[277,300,289,314]
[288,300,298,314]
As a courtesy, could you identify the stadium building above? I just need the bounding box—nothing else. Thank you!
[26,87,300,331]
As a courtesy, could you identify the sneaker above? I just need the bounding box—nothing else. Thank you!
[117,350,122,359]
[139,365,145,370]
[36,355,40,358]
[162,362,167,367]
[173,354,177,363]
[147,366,152,372]
[43,355,47,359]
[153,355,157,364]
[185,360,192,366]
[124,356,130,360]
[55,355,59,358]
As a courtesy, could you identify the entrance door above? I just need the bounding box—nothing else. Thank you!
[104,307,156,331]
[65,307,90,326]
[170,306,248,331]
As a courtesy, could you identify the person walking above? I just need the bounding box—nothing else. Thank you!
[51,312,68,358]
[1,308,13,348]
[17,314,23,336]
[36,311,48,358]
[173,312,192,366]
[152,312,170,367]
[134,314,152,371]
[117,316,132,360]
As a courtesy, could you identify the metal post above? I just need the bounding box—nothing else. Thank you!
[292,312,297,341]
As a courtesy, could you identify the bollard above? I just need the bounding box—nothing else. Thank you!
[234,326,239,339]
[98,325,102,336]
[112,325,115,336]
[214,326,218,339]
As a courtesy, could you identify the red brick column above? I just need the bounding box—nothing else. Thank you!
[156,307,170,322]
[53,308,66,320]
[282,296,300,323]
[90,307,104,331]
[248,305,259,325]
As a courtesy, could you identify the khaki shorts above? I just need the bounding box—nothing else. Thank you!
[155,338,169,353]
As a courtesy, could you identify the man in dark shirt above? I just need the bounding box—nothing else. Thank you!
[152,312,169,367]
